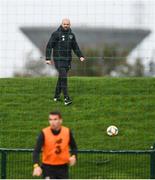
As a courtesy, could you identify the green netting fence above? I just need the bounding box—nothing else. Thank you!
[0,148,155,179]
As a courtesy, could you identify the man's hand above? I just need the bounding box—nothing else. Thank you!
[80,57,85,62]
[69,155,76,166]
[46,60,53,65]
[33,166,42,177]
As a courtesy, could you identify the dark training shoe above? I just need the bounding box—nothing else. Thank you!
[64,97,72,106]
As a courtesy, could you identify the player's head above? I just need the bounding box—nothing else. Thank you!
[48,111,62,130]
[61,18,71,30]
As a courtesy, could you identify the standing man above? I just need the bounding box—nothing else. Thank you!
[46,18,85,105]
[32,111,78,179]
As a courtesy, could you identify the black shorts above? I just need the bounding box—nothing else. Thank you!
[41,163,69,179]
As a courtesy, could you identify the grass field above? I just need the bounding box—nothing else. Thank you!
[0,77,155,178]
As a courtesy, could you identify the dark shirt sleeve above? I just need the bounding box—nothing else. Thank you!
[33,131,44,164]
[45,32,57,60]
[72,34,84,59]
[69,130,78,159]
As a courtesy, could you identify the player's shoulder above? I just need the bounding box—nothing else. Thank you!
[70,32,75,37]
[62,126,71,133]
[52,29,59,36]
[42,126,51,132]
[62,125,69,129]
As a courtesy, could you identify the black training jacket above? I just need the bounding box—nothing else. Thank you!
[45,25,84,67]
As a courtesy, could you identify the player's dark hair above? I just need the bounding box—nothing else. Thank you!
[49,111,62,118]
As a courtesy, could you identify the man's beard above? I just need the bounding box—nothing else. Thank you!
[63,27,69,30]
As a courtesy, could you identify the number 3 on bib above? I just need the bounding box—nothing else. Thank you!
[55,145,62,154]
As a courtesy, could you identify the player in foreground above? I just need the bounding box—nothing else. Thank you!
[32,111,77,179]
[45,18,85,105]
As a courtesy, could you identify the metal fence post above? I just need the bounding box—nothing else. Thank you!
[1,150,7,179]
[150,144,155,179]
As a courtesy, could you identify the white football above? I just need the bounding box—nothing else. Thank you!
[107,125,118,136]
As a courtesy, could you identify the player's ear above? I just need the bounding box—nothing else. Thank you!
[60,118,63,124]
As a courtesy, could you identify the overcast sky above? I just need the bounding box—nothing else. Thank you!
[0,0,155,77]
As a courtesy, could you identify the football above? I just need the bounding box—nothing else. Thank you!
[107,125,118,136]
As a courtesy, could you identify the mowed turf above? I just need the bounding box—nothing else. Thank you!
[0,77,155,150]
[0,77,155,178]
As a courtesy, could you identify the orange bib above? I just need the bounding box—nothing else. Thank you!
[42,126,70,165]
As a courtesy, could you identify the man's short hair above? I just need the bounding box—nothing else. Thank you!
[49,111,62,118]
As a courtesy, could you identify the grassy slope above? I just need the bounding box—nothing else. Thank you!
[0,77,155,178]
[0,77,155,149]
